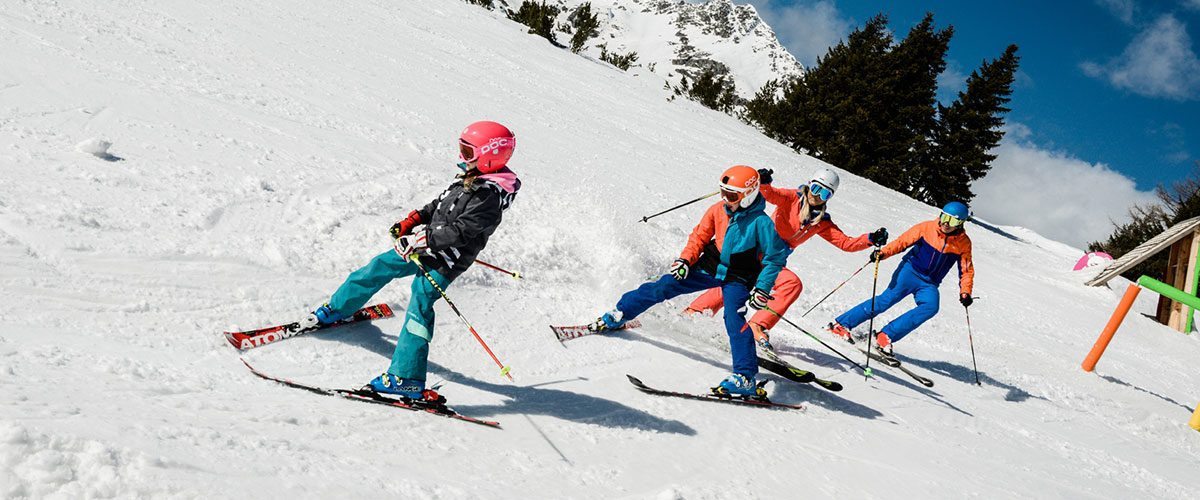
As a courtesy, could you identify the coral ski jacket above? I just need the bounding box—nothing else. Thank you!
[679,196,791,292]
[880,220,974,294]
[759,184,872,251]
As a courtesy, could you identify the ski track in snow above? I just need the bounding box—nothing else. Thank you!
[1,1,1198,498]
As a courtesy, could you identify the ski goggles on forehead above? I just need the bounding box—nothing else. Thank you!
[808,182,834,202]
[939,212,966,227]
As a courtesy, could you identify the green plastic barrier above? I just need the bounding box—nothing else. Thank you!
[1137,275,1200,313]
[1189,244,1200,334]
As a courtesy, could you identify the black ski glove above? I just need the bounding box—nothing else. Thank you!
[757,168,774,185]
[868,249,881,263]
[960,294,973,308]
[868,227,889,246]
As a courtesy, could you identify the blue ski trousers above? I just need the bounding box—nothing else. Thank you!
[327,249,451,381]
[835,262,940,343]
[615,272,757,378]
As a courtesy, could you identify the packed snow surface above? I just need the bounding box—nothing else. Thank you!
[1,1,1198,498]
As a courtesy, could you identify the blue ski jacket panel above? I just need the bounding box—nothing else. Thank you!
[681,196,791,292]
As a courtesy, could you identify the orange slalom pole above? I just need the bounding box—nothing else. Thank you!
[1190,403,1200,432]
[1082,283,1141,372]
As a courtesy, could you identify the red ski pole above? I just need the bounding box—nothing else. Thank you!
[410,255,513,381]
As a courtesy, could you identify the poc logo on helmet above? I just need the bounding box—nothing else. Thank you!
[481,137,515,155]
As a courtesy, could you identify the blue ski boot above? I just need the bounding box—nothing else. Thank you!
[299,303,343,330]
[587,310,626,332]
[713,373,767,400]
[365,373,436,401]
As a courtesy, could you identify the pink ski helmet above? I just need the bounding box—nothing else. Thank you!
[458,121,516,174]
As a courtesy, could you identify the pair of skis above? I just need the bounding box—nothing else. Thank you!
[550,322,845,411]
[842,331,935,387]
[226,304,500,428]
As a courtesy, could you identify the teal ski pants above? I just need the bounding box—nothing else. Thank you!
[327,248,451,381]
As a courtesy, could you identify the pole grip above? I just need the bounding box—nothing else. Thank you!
[1082,283,1140,372]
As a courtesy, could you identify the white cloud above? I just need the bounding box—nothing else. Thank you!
[1185,0,1200,11]
[1080,14,1200,100]
[747,0,854,67]
[1095,0,1135,24]
[936,61,966,104]
[971,129,1158,248]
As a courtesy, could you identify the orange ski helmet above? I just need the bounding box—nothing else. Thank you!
[719,165,760,209]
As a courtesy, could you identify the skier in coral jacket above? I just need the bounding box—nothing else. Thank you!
[589,166,790,399]
[827,201,975,357]
[684,167,887,351]
[302,121,521,401]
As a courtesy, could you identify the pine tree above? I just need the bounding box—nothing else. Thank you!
[881,13,953,193]
[922,45,1019,205]
[683,67,738,113]
[569,3,600,53]
[508,1,562,47]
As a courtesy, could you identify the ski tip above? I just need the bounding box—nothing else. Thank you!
[626,374,645,387]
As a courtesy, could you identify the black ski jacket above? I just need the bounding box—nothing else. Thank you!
[415,171,519,280]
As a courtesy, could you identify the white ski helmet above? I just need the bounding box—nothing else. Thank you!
[809,168,840,198]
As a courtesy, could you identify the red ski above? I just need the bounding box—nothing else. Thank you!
[224,304,394,350]
[549,319,642,342]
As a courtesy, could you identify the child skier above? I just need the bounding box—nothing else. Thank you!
[683,167,887,351]
[302,121,520,401]
[827,201,975,358]
[589,166,790,398]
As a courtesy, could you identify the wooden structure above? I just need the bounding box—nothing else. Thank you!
[1086,216,1200,333]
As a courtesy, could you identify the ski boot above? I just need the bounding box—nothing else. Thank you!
[873,331,899,365]
[827,322,854,344]
[363,373,443,403]
[711,373,768,401]
[587,310,626,333]
[298,303,343,330]
[750,323,776,354]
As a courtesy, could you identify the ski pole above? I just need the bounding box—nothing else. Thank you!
[965,306,980,386]
[800,262,870,317]
[475,259,522,280]
[863,249,883,380]
[639,191,720,223]
[764,306,870,374]
[408,254,514,381]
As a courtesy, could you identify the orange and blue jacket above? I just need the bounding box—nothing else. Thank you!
[760,184,873,251]
[879,220,974,294]
[680,196,791,291]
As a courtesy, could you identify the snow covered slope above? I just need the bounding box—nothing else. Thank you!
[548,0,803,99]
[1,0,1197,498]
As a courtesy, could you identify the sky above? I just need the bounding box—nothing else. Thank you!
[743,0,1200,248]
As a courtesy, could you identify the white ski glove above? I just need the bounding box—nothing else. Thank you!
[669,259,690,281]
[748,287,772,310]
[394,232,429,258]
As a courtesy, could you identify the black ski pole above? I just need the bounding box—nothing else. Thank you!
[864,249,883,380]
[965,306,980,386]
[800,262,870,317]
[639,191,719,223]
[764,306,870,374]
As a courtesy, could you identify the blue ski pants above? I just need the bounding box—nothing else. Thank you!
[327,249,451,381]
[615,272,757,378]
[835,262,940,343]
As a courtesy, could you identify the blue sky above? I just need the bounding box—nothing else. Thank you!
[745,0,1200,247]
